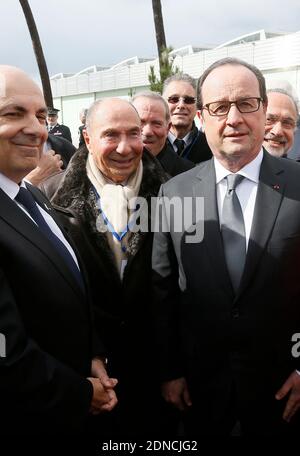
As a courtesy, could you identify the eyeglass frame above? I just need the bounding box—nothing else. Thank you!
[167,96,196,105]
[201,97,264,116]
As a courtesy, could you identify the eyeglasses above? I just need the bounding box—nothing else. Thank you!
[202,97,263,116]
[167,96,196,105]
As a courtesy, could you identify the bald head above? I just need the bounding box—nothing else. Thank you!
[0,65,48,183]
[86,98,140,133]
[84,97,143,183]
[0,65,43,100]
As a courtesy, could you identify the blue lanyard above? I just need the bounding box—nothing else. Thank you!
[92,185,131,253]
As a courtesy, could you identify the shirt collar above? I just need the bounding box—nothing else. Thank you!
[168,129,193,146]
[0,172,26,200]
[214,148,263,184]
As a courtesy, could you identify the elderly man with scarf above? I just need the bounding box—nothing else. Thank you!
[41,98,173,437]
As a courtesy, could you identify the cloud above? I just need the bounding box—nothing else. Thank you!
[0,0,299,81]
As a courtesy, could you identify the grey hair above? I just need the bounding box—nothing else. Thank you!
[162,73,196,94]
[267,88,299,121]
[80,107,88,116]
[197,57,267,109]
[132,91,170,122]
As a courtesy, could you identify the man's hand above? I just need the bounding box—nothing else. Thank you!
[88,357,118,414]
[25,150,63,186]
[161,377,192,411]
[276,370,300,422]
[91,357,118,390]
[87,377,117,414]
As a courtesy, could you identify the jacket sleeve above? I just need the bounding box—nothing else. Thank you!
[0,267,93,432]
[151,185,185,381]
[64,126,72,144]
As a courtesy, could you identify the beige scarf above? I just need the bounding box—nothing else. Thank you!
[86,152,143,277]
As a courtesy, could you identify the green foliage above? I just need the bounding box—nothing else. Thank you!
[148,66,163,93]
[148,46,180,94]
[128,87,136,98]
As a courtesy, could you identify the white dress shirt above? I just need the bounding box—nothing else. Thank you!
[168,130,194,153]
[214,149,263,250]
[0,172,80,268]
[48,123,58,132]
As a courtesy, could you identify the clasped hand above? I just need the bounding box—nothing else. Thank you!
[88,357,118,415]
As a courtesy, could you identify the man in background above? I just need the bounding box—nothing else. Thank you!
[47,107,72,143]
[263,88,298,158]
[78,108,88,147]
[162,73,212,164]
[132,92,194,176]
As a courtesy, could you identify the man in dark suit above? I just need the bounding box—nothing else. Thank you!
[78,108,88,148]
[152,57,300,436]
[48,133,76,166]
[132,92,195,177]
[0,65,117,435]
[288,119,300,161]
[43,98,173,437]
[47,107,72,143]
[162,73,212,164]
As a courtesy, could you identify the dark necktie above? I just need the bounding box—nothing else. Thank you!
[15,187,84,292]
[221,174,246,293]
[174,138,185,156]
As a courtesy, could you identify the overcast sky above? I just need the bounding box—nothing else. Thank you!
[0,0,299,82]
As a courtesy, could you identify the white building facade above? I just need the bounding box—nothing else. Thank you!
[50,30,300,146]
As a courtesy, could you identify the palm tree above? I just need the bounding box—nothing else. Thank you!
[19,0,53,108]
[151,0,167,80]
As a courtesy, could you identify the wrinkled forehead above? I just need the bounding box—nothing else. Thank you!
[94,103,140,127]
[165,81,196,96]
[202,65,260,100]
[135,98,166,117]
[0,70,45,103]
[267,93,298,119]
[0,74,47,121]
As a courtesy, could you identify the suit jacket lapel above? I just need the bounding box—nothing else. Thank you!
[28,184,68,233]
[237,151,285,297]
[194,160,234,296]
[0,188,84,297]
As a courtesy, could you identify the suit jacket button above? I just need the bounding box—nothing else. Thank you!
[231,308,239,318]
